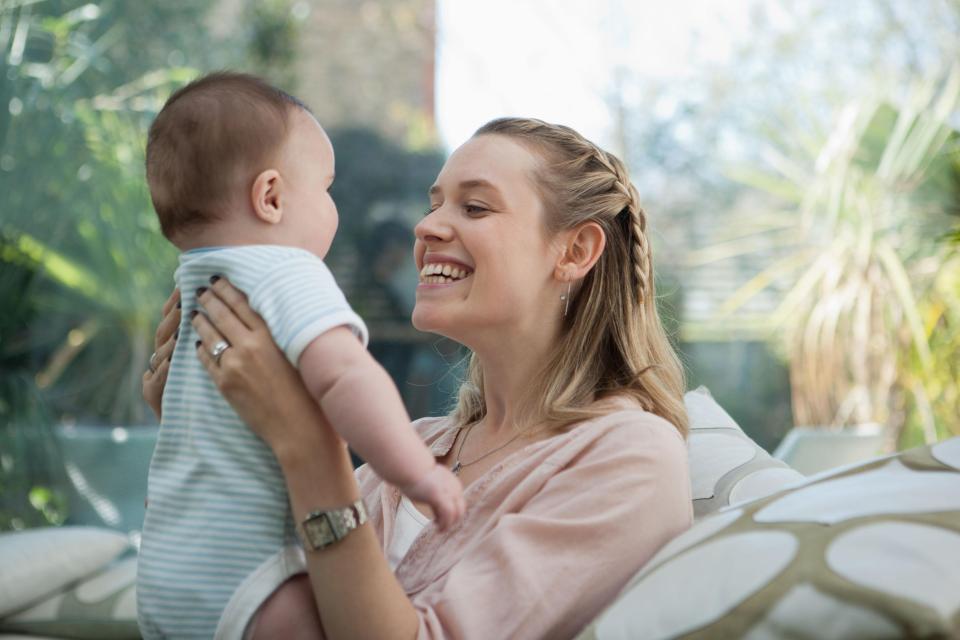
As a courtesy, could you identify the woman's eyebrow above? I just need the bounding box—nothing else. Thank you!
[429,179,502,198]
[459,179,500,194]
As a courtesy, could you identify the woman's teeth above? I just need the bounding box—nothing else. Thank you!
[419,263,472,283]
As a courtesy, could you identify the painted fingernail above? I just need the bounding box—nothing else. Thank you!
[190,310,198,319]
[196,287,207,297]
[176,301,182,309]
[209,275,221,284]
[174,329,180,340]
[195,340,202,348]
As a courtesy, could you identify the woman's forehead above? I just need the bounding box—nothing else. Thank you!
[436,134,541,193]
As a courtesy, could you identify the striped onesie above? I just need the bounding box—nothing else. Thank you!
[137,245,368,639]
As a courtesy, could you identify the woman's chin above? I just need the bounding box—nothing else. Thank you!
[411,307,462,341]
[411,306,434,330]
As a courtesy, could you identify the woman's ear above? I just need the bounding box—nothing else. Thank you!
[250,169,283,224]
[555,221,605,281]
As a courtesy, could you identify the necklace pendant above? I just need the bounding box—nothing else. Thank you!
[451,461,462,476]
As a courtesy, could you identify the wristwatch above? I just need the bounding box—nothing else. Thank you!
[297,499,368,551]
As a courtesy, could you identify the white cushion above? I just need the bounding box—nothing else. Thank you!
[684,387,805,519]
[0,557,138,639]
[577,437,960,639]
[0,527,130,618]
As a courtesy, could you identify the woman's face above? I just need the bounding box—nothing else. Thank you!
[412,134,562,347]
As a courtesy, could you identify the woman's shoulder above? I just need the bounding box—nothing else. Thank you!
[554,400,689,473]
[571,398,686,447]
[549,401,692,509]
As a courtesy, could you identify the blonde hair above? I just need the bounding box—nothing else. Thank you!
[450,117,688,438]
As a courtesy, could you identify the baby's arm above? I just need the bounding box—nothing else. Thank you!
[298,327,464,527]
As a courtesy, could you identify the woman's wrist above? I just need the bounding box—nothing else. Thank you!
[275,423,359,517]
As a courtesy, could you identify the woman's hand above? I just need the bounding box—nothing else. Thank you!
[143,288,180,420]
[190,277,338,458]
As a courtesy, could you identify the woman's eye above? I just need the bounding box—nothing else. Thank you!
[464,204,487,216]
[424,205,440,216]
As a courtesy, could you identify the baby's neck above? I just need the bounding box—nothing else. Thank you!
[172,221,280,253]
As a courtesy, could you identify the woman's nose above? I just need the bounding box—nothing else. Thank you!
[414,206,452,243]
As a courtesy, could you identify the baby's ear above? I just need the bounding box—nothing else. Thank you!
[251,169,283,224]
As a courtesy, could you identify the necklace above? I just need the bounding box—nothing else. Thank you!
[450,421,528,476]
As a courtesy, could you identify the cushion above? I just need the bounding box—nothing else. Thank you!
[0,527,131,618]
[577,437,960,639]
[684,387,805,519]
[0,557,138,639]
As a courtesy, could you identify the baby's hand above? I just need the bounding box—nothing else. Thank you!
[402,464,465,531]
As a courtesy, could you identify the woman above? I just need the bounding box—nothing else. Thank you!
[144,117,693,639]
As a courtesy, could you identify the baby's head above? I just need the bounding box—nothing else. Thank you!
[146,72,337,257]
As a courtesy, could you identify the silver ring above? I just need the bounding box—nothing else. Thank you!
[210,340,231,364]
[148,351,160,374]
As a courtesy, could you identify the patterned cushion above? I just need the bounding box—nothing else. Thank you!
[684,387,805,519]
[0,556,138,639]
[577,437,960,639]
[0,527,130,618]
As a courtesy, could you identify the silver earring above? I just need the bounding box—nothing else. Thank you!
[560,282,571,317]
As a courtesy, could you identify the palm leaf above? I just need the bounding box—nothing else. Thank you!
[709,65,960,441]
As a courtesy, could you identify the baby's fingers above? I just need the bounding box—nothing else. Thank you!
[435,495,465,531]
[434,504,451,531]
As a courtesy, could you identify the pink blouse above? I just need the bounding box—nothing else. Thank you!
[355,404,693,639]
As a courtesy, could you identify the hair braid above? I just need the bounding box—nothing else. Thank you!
[592,148,652,308]
[629,205,651,305]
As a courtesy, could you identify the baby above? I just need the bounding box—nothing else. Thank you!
[136,72,464,639]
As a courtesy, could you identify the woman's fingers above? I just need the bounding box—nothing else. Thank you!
[144,288,181,421]
[161,287,181,318]
[194,336,220,381]
[208,277,267,332]
[196,289,251,347]
[192,313,231,389]
[154,328,178,364]
[191,311,228,359]
[155,291,182,349]
[142,356,171,420]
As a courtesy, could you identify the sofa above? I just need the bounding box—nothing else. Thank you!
[1,388,957,639]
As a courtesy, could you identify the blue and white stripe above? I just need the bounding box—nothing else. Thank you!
[137,245,367,639]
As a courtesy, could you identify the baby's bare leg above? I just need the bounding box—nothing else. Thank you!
[248,574,323,640]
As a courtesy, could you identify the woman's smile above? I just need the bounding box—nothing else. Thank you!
[417,253,475,287]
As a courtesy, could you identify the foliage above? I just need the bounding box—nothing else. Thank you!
[0,1,218,426]
[0,236,65,529]
[707,67,960,444]
[0,0,219,529]
[244,0,307,92]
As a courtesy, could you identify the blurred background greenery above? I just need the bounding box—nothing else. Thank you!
[1,0,957,530]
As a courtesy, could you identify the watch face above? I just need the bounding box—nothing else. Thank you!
[299,502,365,551]
[304,514,334,549]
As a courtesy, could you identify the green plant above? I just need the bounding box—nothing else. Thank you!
[700,67,960,445]
[0,2,214,425]
[0,237,68,529]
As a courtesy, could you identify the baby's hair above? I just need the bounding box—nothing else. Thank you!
[145,71,311,239]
